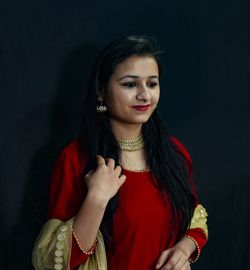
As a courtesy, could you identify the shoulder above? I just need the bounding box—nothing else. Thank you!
[62,140,80,157]
[58,140,85,173]
[169,135,192,165]
[49,140,86,219]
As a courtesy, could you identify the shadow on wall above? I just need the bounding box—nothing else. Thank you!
[3,43,98,269]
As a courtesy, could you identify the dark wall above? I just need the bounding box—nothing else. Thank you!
[1,0,250,269]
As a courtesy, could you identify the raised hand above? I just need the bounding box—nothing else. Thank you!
[85,155,126,204]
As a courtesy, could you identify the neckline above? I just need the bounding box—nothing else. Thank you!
[122,167,151,173]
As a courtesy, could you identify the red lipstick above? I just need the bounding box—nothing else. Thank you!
[131,105,151,111]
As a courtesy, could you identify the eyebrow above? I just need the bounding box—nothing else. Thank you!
[118,75,159,81]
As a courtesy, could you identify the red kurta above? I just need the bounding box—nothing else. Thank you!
[48,138,207,270]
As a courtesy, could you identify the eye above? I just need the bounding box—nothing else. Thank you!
[147,82,159,88]
[122,81,137,88]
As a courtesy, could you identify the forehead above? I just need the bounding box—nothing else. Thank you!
[113,55,159,77]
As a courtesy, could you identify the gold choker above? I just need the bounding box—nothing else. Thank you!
[117,134,144,151]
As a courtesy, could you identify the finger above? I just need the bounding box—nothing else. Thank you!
[106,158,115,169]
[155,249,171,269]
[171,254,187,270]
[118,174,126,185]
[96,155,105,166]
[181,261,190,270]
[160,253,180,270]
[114,165,122,176]
[85,170,94,179]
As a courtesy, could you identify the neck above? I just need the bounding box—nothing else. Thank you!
[109,119,142,140]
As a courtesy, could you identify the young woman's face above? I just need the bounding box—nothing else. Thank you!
[105,55,160,125]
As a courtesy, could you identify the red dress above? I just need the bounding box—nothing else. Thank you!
[49,138,207,270]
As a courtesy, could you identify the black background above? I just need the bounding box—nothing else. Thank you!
[1,0,250,269]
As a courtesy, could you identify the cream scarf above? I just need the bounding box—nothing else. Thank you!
[32,218,107,270]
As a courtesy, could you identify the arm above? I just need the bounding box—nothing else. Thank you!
[184,204,208,262]
[32,144,87,270]
[48,143,91,268]
[71,156,126,263]
[50,147,126,269]
[155,137,208,269]
[170,135,208,251]
[33,142,126,270]
[155,205,208,270]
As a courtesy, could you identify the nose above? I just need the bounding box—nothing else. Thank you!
[136,84,151,102]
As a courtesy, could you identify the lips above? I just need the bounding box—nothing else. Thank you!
[131,105,151,111]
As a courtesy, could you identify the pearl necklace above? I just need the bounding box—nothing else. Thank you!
[117,134,144,151]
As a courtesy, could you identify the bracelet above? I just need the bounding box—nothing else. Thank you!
[71,226,98,255]
[184,235,201,263]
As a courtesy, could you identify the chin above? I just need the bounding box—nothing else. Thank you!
[129,116,151,124]
[114,112,153,125]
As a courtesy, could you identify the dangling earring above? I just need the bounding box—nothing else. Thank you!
[96,96,107,113]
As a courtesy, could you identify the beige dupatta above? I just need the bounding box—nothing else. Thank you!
[32,218,107,270]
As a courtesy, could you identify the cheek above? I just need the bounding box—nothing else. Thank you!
[105,88,118,107]
[112,91,133,106]
[106,90,129,113]
[153,90,160,104]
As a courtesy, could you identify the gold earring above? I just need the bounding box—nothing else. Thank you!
[96,96,107,113]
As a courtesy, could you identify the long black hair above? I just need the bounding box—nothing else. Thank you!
[78,35,196,247]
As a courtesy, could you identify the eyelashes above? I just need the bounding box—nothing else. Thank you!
[147,82,159,88]
[122,81,159,88]
[122,82,137,88]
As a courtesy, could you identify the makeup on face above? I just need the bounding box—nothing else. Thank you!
[105,55,160,125]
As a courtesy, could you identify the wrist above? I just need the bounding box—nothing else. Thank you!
[86,191,109,209]
[175,236,196,258]
[184,235,201,263]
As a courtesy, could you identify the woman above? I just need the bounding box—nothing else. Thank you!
[32,35,208,270]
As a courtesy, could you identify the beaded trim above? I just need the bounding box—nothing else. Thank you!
[122,167,151,172]
[184,235,201,263]
[54,224,68,270]
[71,226,98,255]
